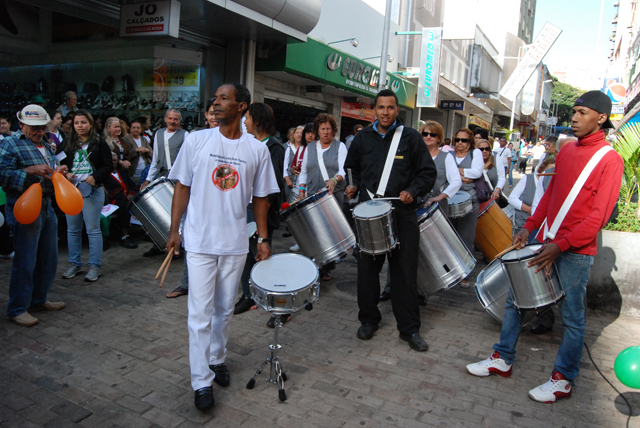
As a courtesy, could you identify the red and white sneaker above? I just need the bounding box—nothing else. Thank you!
[466,351,512,377]
[528,371,572,403]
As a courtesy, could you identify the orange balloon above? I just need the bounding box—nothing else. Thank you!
[14,183,42,224]
[52,171,83,216]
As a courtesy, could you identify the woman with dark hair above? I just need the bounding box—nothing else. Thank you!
[60,110,113,282]
[450,128,483,286]
[235,103,286,323]
[297,112,347,281]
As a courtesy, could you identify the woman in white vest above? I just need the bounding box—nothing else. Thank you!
[477,139,506,201]
[298,113,347,281]
[421,121,462,216]
[283,125,305,202]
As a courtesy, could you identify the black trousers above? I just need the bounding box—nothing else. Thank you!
[357,208,421,335]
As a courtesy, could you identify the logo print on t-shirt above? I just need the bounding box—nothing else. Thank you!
[212,164,239,191]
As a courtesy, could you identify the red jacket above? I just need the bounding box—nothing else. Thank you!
[524,130,623,255]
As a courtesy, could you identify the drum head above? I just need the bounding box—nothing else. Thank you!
[353,200,392,218]
[449,191,471,204]
[250,254,318,292]
[416,203,438,222]
[281,188,328,215]
[478,199,494,215]
[501,244,543,262]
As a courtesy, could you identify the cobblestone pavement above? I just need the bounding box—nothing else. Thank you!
[1,189,640,427]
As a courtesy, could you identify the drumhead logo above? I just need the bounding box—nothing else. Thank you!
[212,164,239,191]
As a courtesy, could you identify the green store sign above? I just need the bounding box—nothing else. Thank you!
[256,38,416,109]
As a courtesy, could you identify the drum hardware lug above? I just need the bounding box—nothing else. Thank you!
[304,301,313,311]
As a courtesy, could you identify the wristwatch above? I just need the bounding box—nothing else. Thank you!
[257,237,270,244]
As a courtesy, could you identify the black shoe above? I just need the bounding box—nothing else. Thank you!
[267,314,291,328]
[194,387,214,411]
[530,324,552,335]
[399,333,429,352]
[143,246,164,257]
[379,291,391,302]
[209,363,230,387]
[119,238,138,249]
[357,323,379,340]
[234,296,256,315]
[417,294,427,307]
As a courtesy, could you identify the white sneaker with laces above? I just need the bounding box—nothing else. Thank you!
[466,351,512,377]
[528,371,572,403]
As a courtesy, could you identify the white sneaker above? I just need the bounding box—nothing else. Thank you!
[528,371,572,403]
[289,244,300,252]
[466,351,512,377]
[0,251,14,259]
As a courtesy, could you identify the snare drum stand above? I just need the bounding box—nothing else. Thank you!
[246,314,289,401]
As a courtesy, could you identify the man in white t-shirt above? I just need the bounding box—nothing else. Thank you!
[166,83,279,412]
[493,137,511,174]
[531,140,546,173]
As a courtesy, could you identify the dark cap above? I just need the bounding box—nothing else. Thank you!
[574,91,614,129]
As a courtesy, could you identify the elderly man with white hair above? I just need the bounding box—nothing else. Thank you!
[56,91,78,117]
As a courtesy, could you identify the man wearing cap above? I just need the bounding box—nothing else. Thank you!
[0,105,69,327]
[56,91,78,117]
[466,91,623,403]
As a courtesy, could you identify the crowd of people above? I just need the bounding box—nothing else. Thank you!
[0,85,623,411]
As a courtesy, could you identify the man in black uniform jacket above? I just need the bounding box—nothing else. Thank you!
[345,90,437,351]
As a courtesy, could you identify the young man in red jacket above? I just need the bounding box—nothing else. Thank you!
[466,91,624,403]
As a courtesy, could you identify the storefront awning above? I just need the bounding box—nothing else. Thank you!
[256,37,417,109]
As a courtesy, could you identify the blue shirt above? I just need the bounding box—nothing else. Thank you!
[373,119,398,138]
[0,131,56,203]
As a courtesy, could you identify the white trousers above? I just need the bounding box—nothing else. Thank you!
[187,252,246,391]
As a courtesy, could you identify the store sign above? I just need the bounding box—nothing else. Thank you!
[547,117,558,125]
[120,0,180,38]
[256,38,417,109]
[440,100,464,110]
[499,22,562,102]
[520,69,538,116]
[612,104,625,115]
[341,100,375,122]
[469,115,491,130]
[142,65,199,87]
[417,27,442,108]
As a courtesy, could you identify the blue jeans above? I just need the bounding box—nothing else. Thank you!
[493,251,594,383]
[508,162,515,186]
[66,187,104,267]
[5,198,59,317]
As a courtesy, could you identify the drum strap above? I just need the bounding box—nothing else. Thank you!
[164,131,173,171]
[316,142,330,181]
[367,125,404,199]
[483,171,494,191]
[544,145,614,241]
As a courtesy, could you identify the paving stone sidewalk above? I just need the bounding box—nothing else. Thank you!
[1,225,639,428]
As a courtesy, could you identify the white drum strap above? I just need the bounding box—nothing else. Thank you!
[544,145,613,240]
[367,125,404,199]
[483,170,494,191]
[164,130,173,170]
[316,141,330,182]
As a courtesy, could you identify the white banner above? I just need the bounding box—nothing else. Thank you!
[120,0,180,38]
[417,27,442,108]
[499,23,562,102]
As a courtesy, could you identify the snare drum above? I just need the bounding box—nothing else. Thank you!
[448,191,473,218]
[288,187,301,204]
[475,199,512,261]
[280,188,356,266]
[416,204,475,294]
[500,244,564,310]
[250,254,320,314]
[352,200,397,255]
[129,177,175,249]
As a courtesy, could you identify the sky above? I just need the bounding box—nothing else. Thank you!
[530,0,616,75]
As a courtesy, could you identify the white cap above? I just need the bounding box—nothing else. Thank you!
[16,104,50,126]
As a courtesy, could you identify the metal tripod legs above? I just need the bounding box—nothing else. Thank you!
[246,314,289,401]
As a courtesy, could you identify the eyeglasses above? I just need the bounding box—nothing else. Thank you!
[478,147,492,152]
[422,132,438,138]
[28,126,47,132]
[454,138,471,143]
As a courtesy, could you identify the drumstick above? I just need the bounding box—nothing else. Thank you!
[155,247,174,280]
[495,244,518,259]
[347,168,353,190]
[536,173,557,177]
[159,251,174,288]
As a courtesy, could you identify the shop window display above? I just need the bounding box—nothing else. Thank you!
[0,58,203,133]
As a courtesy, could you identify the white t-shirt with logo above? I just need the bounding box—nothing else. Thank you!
[168,128,279,256]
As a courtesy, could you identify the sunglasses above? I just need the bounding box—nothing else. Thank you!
[454,138,471,143]
[422,132,438,138]
[478,147,492,152]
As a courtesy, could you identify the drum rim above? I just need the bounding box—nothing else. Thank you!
[449,191,472,203]
[416,203,439,223]
[281,188,329,216]
[249,253,319,292]
[500,243,544,262]
[132,177,172,202]
[478,199,494,216]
